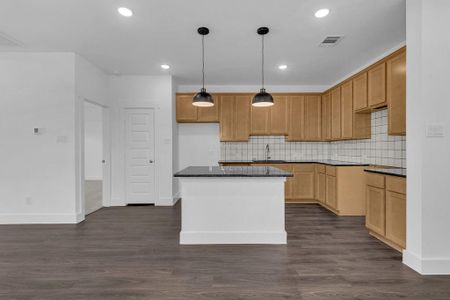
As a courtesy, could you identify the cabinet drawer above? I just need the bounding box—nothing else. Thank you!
[316,164,326,174]
[293,164,315,173]
[326,166,336,176]
[367,173,385,188]
[386,176,406,194]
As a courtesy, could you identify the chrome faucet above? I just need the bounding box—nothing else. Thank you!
[265,144,271,160]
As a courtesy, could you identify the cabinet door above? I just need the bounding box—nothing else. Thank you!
[366,186,386,236]
[316,172,326,203]
[386,191,406,248]
[197,94,219,122]
[234,95,251,141]
[321,93,331,140]
[304,95,322,140]
[176,94,197,122]
[353,72,368,111]
[387,50,406,136]
[270,95,289,135]
[251,105,270,135]
[331,87,342,140]
[219,95,235,141]
[341,81,353,139]
[368,62,386,108]
[326,175,337,209]
[292,165,315,199]
[288,95,305,141]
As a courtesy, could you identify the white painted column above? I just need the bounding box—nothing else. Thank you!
[404,0,450,274]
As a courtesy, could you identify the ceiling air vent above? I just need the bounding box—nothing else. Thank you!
[319,36,343,47]
[0,32,22,47]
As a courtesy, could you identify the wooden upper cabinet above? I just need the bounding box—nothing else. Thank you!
[197,94,219,122]
[250,105,270,135]
[304,95,322,140]
[353,72,368,112]
[341,81,353,139]
[176,94,197,122]
[176,93,219,123]
[219,95,250,141]
[387,49,406,136]
[234,95,251,141]
[368,62,387,108]
[288,95,305,141]
[270,95,289,135]
[321,93,331,140]
[331,87,342,140]
[219,95,235,141]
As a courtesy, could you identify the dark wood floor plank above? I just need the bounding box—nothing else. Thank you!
[0,203,449,300]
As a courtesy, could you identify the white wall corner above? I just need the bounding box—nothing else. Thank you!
[403,250,450,275]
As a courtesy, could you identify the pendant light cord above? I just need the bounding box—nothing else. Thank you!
[261,34,265,89]
[202,34,205,90]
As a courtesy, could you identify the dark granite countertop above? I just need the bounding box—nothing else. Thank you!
[218,159,369,167]
[364,168,406,178]
[174,166,293,177]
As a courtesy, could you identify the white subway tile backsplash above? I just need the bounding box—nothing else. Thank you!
[220,109,406,167]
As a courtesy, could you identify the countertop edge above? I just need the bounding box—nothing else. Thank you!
[218,160,370,167]
[364,169,406,178]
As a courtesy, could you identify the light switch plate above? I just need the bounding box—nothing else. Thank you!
[426,124,445,137]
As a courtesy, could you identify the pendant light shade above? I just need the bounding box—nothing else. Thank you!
[193,27,214,107]
[252,27,274,107]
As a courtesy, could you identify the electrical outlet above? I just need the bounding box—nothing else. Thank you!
[426,124,445,137]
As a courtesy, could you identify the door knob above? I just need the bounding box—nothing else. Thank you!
[149,160,154,163]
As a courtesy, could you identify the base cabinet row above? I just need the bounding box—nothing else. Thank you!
[366,173,406,251]
[221,163,367,216]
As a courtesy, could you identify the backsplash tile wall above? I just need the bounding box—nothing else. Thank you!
[220,109,406,167]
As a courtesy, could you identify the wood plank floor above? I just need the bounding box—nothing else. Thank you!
[1,203,449,300]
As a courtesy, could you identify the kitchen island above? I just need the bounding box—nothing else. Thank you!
[174,166,292,245]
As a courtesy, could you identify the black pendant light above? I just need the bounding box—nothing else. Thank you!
[252,27,274,107]
[193,27,214,107]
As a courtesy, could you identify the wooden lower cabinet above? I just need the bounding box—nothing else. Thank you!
[385,191,406,249]
[316,170,326,204]
[291,164,315,200]
[365,173,406,251]
[366,186,386,236]
[326,175,337,209]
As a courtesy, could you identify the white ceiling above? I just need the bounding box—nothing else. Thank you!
[0,0,406,86]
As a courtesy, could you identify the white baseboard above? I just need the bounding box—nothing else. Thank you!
[156,193,180,206]
[0,213,81,224]
[403,249,450,275]
[179,230,287,245]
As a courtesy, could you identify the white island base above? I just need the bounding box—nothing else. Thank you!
[178,177,287,245]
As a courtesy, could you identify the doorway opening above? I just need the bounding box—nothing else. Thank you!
[84,101,104,215]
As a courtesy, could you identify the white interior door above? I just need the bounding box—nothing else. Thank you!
[125,108,156,204]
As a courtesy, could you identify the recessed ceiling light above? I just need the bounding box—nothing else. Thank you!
[315,8,330,18]
[161,64,170,70]
[118,7,133,17]
[278,65,288,70]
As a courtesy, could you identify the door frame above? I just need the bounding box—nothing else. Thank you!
[77,98,112,220]
[123,107,157,204]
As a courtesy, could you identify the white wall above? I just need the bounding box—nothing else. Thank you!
[404,0,450,275]
[108,75,176,206]
[178,124,220,170]
[0,52,79,223]
[84,102,103,180]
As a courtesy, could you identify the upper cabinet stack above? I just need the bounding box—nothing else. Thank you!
[175,46,406,140]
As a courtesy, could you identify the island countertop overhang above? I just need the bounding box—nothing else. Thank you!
[174,166,293,178]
